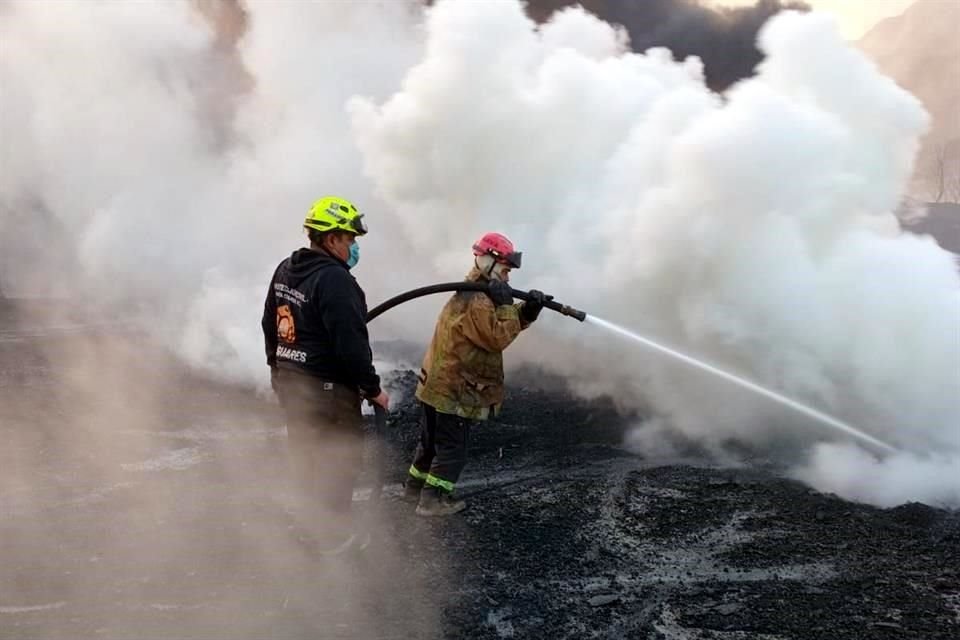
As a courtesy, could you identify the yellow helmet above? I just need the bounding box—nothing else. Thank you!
[304,196,368,236]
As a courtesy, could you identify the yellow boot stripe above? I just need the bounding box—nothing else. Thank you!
[408,465,429,481]
[425,474,455,493]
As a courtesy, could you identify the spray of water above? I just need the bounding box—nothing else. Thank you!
[586,315,898,454]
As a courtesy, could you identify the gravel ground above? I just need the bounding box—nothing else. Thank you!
[1,310,957,639]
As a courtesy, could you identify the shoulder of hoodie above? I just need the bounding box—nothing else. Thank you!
[292,249,357,288]
[273,256,292,276]
[319,261,363,295]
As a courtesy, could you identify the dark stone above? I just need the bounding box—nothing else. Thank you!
[588,594,620,607]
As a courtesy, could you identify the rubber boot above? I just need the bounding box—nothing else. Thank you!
[401,477,424,504]
[415,486,466,517]
[351,529,372,553]
[299,515,363,557]
[316,531,358,556]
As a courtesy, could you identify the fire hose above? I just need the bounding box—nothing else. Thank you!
[366,281,587,324]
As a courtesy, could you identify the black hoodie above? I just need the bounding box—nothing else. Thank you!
[261,247,380,397]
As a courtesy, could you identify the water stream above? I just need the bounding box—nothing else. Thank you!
[586,315,897,454]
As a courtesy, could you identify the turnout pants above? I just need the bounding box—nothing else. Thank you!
[275,369,363,524]
[409,402,473,493]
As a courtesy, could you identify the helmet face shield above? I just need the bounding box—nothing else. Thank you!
[489,249,521,268]
[351,214,368,235]
[503,250,521,269]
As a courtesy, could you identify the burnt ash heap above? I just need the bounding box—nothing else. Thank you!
[1,324,958,639]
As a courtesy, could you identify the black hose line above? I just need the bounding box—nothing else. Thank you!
[366,282,587,324]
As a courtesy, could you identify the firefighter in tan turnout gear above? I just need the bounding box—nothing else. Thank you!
[405,232,550,516]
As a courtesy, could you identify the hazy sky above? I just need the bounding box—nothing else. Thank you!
[708,0,917,39]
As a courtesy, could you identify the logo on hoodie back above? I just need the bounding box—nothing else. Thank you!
[277,305,296,343]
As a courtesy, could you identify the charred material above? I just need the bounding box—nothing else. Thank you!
[1,327,957,639]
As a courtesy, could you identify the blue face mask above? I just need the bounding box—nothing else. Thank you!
[346,241,360,269]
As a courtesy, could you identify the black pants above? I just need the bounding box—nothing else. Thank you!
[275,369,362,522]
[409,403,472,493]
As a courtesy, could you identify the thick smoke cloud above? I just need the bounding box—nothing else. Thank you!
[524,0,810,91]
[350,2,959,506]
[0,0,428,382]
[2,0,958,508]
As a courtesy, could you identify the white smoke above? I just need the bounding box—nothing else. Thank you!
[0,0,429,372]
[349,2,960,506]
[2,0,958,508]
[793,442,960,508]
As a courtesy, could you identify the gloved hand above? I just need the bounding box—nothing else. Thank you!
[487,279,514,307]
[520,289,553,323]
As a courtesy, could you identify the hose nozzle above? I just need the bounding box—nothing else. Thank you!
[511,288,587,322]
[558,304,587,322]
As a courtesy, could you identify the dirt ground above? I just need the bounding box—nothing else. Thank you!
[1,304,958,639]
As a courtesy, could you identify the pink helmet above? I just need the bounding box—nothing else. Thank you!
[472,232,522,268]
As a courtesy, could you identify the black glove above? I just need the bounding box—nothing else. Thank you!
[520,289,552,323]
[487,279,514,307]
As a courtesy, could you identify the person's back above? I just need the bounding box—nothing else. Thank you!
[266,247,379,391]
[262,195,388,554]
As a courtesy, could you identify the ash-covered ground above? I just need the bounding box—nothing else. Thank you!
[1,307,958,639]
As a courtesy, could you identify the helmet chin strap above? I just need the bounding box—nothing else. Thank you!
[475,255,510,280]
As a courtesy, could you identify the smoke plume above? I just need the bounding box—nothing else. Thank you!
[2,0,958,510]
[349,1,960,507]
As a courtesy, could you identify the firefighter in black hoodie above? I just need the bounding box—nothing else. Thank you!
[262,195,389,555]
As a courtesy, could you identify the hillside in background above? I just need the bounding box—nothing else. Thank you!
[859,0,960,200]
[902,202,960,255]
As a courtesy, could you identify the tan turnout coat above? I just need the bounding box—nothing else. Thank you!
[415,268,530,420]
